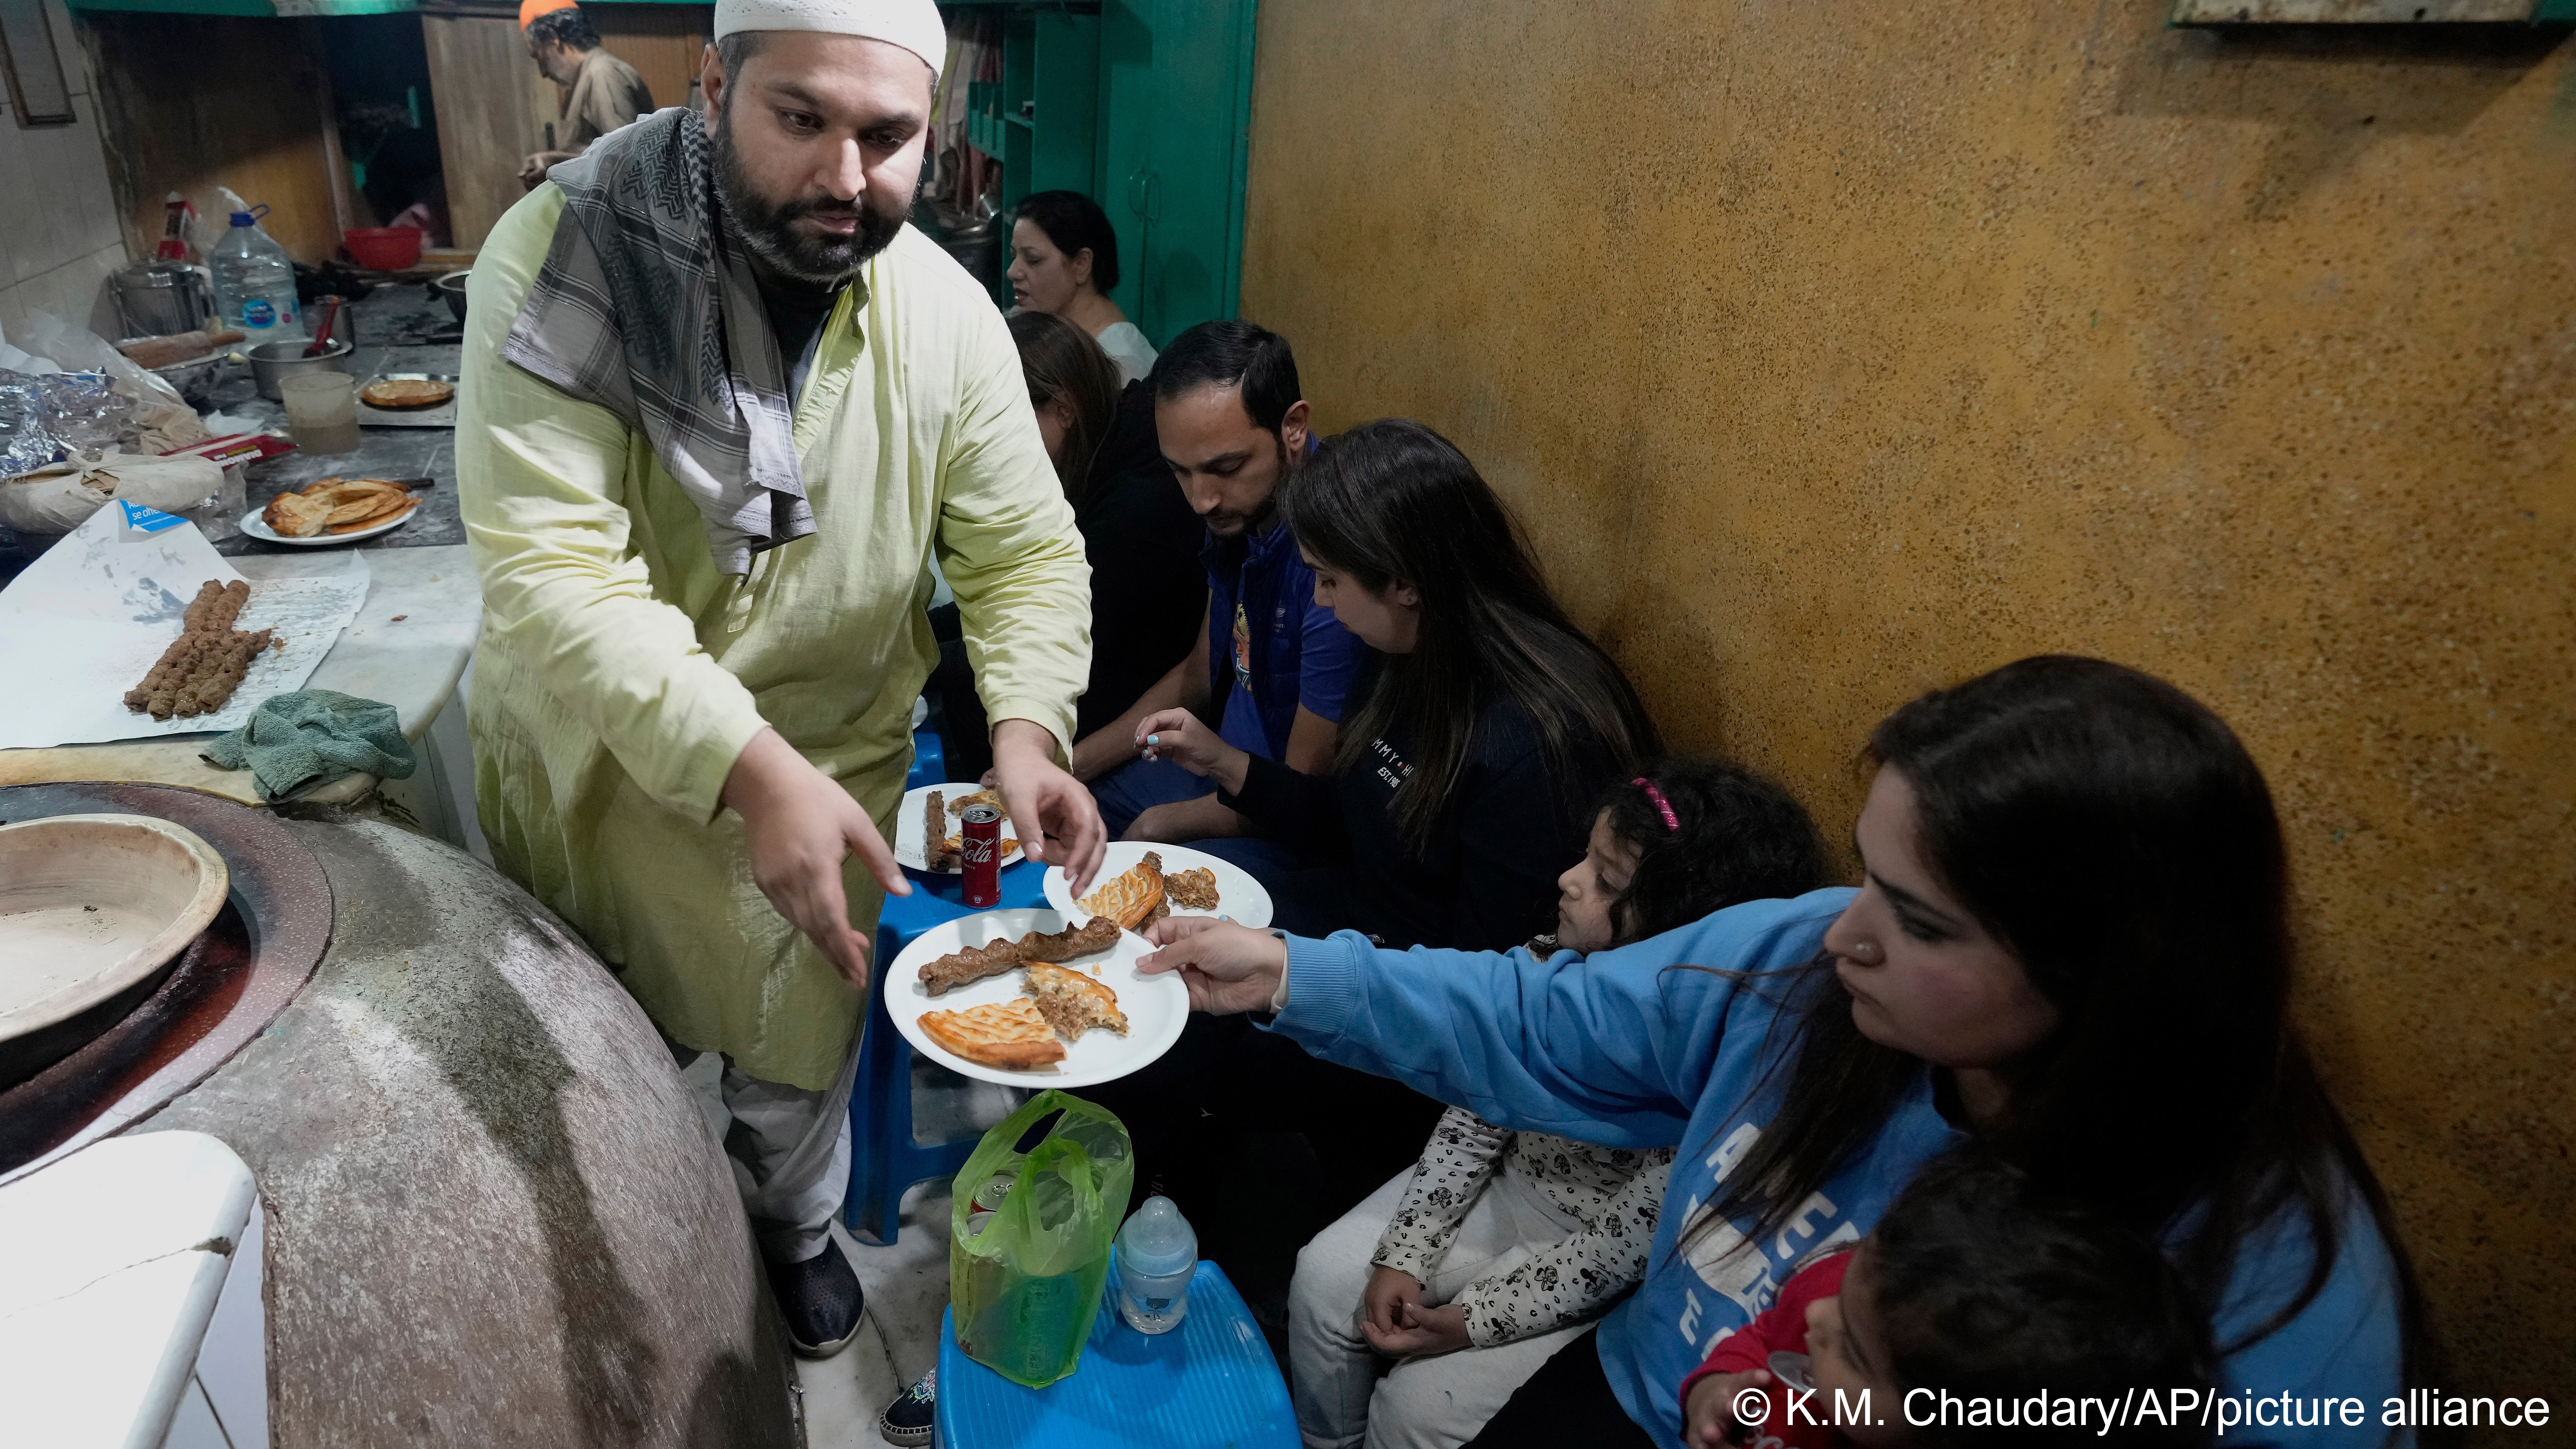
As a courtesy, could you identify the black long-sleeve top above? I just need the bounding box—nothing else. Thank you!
[1073,380,1208,741]
[1217,655,1615,950]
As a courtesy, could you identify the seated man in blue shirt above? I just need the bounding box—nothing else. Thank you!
[1081,321,1363,841]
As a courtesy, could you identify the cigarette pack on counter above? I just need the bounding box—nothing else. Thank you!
[163,431,296,468]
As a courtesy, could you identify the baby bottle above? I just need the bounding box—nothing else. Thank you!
[1114,1195,1199,1335]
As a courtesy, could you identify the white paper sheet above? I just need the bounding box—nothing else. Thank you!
[0,506,370,749]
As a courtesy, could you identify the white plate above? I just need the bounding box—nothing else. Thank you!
[888,907,1186,1087]
[893,782,1025,873]
[1043,840,1272,930]
[239,496,420,546]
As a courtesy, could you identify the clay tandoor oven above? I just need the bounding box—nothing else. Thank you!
[0,782,797,1449]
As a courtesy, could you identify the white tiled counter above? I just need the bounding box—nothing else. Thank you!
[0,1131,268,1449]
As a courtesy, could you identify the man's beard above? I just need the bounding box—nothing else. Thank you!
[711,121,906,287]
[1207,434,1292,535]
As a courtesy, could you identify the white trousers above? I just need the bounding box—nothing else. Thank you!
[1289,1169,1593,1449]
[673,1034,860,1266]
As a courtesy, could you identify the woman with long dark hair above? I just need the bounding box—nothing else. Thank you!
[1136,418,1660,948]
[1007,310,1123,502]
[1140,656,2419,1449]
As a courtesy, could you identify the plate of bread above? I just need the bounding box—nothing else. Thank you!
[355,373,459,427]
[1043,840,1272,931]
[889,906,1187,1086]
[894,783,1026,873]
[242,477,420,545]
[358,377,454,410]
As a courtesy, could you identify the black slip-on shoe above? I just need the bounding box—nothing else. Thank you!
[878,1368,936,1446]
[766,1237,865,1359]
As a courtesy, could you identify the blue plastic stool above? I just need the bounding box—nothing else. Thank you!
[844,854,1050,1245]
[935,1260,1296,1449]
[906,728,946,790]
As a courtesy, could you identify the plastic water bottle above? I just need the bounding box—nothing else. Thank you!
[1113,1195,1198,1335]
[208,204,301,343]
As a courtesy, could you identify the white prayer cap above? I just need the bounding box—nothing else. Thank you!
[712,0,945,80]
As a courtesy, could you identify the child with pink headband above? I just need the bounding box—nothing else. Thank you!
[1289,759,1833,1449]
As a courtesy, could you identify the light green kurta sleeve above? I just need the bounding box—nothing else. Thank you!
[934,298,1092,763]
[455,185,1087,1090]
[456,186,769,823]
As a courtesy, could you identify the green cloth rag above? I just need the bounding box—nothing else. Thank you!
[201,689,417,801]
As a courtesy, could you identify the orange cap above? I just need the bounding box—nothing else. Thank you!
[520,0,577,29]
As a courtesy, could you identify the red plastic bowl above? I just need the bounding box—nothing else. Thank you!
[344,226,424,271]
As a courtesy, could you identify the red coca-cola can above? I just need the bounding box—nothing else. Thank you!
[958,803,1003,908]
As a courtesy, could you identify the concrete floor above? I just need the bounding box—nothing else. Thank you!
[795,1191,949,1449]
[796,1060,1027,1448]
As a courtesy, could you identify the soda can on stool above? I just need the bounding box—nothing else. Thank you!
[959,803,1003,908]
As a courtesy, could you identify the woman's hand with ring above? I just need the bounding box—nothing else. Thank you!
[1133,708,1249,793]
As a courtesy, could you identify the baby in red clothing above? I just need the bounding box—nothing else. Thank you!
[1681,1154,2214,1449]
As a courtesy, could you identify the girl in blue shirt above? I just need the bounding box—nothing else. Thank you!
[1139,655,2420,1449]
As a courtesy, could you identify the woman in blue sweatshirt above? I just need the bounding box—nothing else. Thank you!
[1140,656,2418,1449]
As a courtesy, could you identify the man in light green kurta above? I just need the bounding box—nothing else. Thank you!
[456,7,1104,1356]
[461,194,1083,1091]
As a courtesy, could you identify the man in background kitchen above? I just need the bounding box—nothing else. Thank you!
[458,0,1104,1358]
[517,0,658,188]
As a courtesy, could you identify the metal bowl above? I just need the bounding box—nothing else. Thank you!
[243,338,354,402]
[431,270,470,325]
[125,344,234,410]
[0,814,230,1089]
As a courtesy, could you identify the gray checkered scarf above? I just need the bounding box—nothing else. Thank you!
[501,107,816,575]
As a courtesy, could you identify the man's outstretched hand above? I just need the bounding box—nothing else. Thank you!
[991,718,1106,895]
[722,726,908,987]
[1138,917,1289,1015]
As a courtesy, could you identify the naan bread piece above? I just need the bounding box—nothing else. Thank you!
[326,495,414,531]
[360,378,453,409]
[298,478,379,508]
[1023,964,1128,1042]
[1016,916,1121,964]
[1078,851,1166,930]
[263,490,332,538]
[323,484,399,512]
[1165,867,1220,911]
[919,999,1065,1069]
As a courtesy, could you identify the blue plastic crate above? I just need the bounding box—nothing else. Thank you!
[935,1259,1296,1449]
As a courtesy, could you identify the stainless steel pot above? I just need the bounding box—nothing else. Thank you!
[243,338,354,401]
[111,262,213,339]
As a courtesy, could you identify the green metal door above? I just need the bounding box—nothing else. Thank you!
[1095,0,1257,348]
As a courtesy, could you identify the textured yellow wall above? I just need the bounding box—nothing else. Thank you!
[1242,0,2574,1406]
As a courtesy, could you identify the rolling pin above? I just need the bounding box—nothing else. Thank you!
[118,329,248,369]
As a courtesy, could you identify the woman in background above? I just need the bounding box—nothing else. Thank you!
[1008,190,1158,383]
[936,314,1202,781]
[1010,310,1122,496]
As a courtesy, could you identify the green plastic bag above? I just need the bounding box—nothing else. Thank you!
[949,1091,1135,1388]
